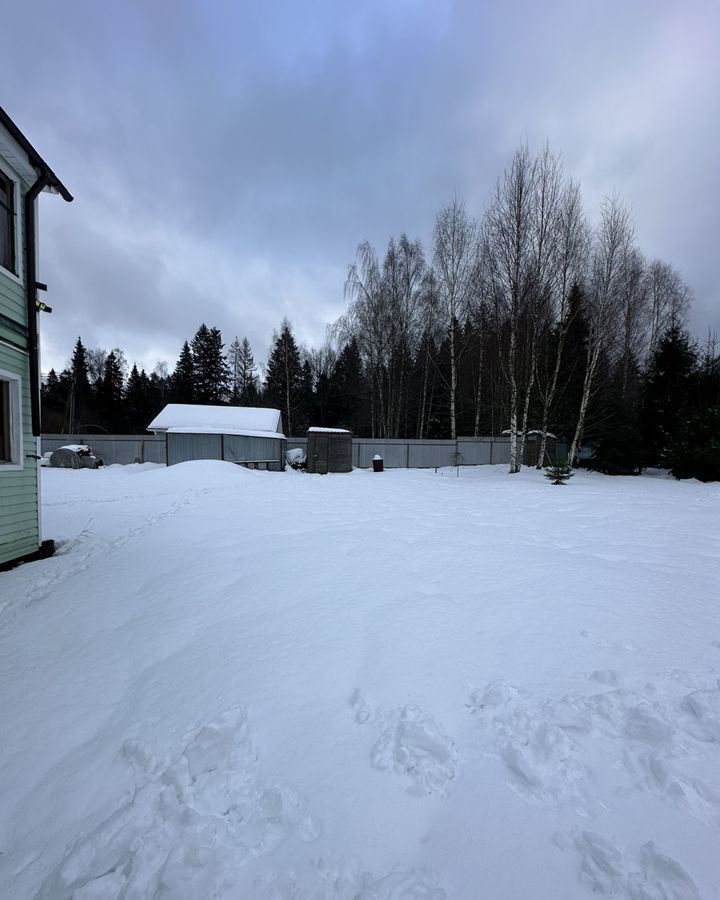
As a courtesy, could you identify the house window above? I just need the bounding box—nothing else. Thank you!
[0,370,22,466]
[0,171,17,275]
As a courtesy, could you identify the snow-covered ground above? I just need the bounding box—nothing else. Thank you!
[1,462,719,899]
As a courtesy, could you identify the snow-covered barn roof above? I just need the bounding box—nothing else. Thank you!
[148,405,284,439]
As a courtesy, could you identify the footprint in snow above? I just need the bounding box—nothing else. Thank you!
[574,830,700,899]
[350,691,457,796]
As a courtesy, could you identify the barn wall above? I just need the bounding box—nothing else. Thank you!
[167,433,222,465]
[222,434,285,471]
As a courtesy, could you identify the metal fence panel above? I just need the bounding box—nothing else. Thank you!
[490,441,511,465]
[354,441,408,468]
[41,434,166,466]
[407,441,458,468]
[456,439,494,466]
[43,434,567,469]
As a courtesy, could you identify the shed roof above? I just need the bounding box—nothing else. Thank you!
[148,404,284,439]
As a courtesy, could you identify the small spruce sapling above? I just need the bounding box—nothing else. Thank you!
[545,461,574,485]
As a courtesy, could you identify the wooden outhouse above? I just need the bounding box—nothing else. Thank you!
[306,427,353,474]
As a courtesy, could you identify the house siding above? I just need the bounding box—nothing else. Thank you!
[0,342,39,566]
[0,155,39,567]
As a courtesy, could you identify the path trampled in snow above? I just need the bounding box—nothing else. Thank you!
[1,462,718,898]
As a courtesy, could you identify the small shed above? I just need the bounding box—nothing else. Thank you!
[148,404,286,470]
[306,427,352,474]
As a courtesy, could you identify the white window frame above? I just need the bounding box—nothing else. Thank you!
[0,157,23,286]
[0,367,23,470]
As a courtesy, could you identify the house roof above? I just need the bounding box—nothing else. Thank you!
[0,106,73,201]
[148,404,285,439]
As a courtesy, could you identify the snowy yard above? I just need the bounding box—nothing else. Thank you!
[1,462,719,900]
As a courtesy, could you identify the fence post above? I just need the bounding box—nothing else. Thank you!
[490,441,494,465]
[406,443,410,468]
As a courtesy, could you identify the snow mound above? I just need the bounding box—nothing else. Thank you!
[37,707,319,900]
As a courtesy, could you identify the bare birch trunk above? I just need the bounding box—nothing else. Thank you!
[536,325,568,467]
[473,343,483,437]
[508,319,520,472]
[449,320,457,441]
[568,344,599,465]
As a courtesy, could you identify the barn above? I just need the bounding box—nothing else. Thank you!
[148,405,286,470]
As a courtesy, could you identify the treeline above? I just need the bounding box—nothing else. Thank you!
[41,144,720,479]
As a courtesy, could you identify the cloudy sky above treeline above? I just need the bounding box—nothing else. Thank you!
[3,0,719,375]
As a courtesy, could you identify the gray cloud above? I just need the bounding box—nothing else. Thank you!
[3,0,718,374]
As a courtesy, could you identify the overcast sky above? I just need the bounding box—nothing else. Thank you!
[3,0,719,375]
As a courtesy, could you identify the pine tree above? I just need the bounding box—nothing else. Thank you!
[264,319,304,435]
[172,341,195,403]
[192,324,230,404]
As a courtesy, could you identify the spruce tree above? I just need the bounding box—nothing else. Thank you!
[545,461,574,485]
[328,337,366,433]
[172,341,195,403]
[41,369,67,432]
[640,324,696,467]
[67,337,92,431]
[238,337,259,406]
[96,350,125,432]
[125,364,150,431]
[227,337,242,404]
[264,319,304,435]
[192,324,230,404]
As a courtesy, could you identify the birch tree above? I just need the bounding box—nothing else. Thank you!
[518,145,564,464]
[433,198,478,440]
[645,259,691,357]
[337,242,389,437]
[484,146,537,472]
[567,196,635,466]
[535,178,589,467]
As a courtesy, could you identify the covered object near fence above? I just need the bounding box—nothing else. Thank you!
[148,405,286,470]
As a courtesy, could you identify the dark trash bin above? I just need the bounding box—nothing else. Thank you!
[372,454,383,473]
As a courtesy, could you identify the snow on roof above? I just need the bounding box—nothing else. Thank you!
[148,404,284,438]
[307,427,351,434]
[500,429,557,438]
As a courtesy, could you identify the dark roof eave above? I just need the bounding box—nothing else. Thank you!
[0,106,73,202]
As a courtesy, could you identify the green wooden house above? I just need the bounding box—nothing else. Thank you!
[0,107,72,569]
